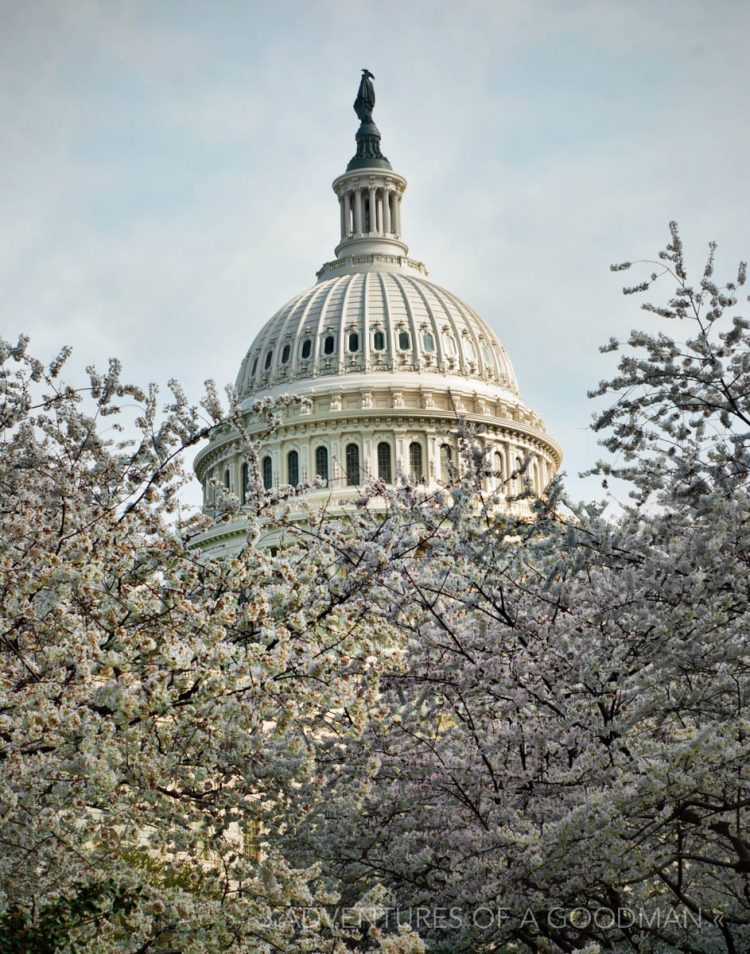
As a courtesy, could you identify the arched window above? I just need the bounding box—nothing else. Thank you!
[224,468,230,489]
[241,462,249,504]
[409,442,423,481]
[262,456,273,490]
[440,443,453,483]
[493,451,504,490]
[422,332,435,352]
[315,446,329,484]
[398,331,410,350]
[348,332,359,352]
[281,344,291,364]
[345,443,360,486]
[377,441,392,483]
[373,331,385,351]
[301,338,312,359]
[529,456,538,494]
[287,450,299,486]
[323,335,335,355]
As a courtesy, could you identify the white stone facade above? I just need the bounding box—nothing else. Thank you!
[193,112,561,556]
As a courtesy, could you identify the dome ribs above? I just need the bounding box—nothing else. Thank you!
[275,285,319,384]
[389,273,420,372]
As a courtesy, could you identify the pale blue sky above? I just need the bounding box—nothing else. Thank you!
[2,0,748,507]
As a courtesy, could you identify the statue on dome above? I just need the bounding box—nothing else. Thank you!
[354,69,376,124]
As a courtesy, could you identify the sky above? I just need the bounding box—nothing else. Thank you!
[2,0,748,509]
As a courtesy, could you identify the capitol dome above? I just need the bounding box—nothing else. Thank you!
[193,72,561,555]
[234,271,520,400]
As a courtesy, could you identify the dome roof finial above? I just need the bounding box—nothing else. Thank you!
[347,69,392,171]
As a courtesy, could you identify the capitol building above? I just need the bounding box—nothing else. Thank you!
[193,72,561,555]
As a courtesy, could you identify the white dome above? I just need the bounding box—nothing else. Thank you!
[193,74,561,557]
[235,271,519,400]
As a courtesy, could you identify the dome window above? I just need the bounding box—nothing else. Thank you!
[224,469,230,489]
[287,450,299,486]
[440,443,453,483]
[301,339,312,359]
[345,443,360,485]
[482,344,493,364]
[323,335,336,356]
[281,344,291,364]
[422,332,435,352]
[251,357,258,376]
[464,339,477,362]
[241,462,249,504]
[494,451,504,490]
[444,334,457,357]
[373,331,386,351]
[262,456,273,490]
[315,446,329,485]
[264,349,274,370]
[398,331,411,350]
[348,332,360,353]
[377,441,392,483]
[409,442,423,481]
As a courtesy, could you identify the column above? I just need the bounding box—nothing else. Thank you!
[376,192,383,233]
[368,187,376,234]
[354,190,363,235]
[344,192,352,236]
[332,439,341,483]
[393,193,401,236]
[383,188,391,233]
[339,195,346,239]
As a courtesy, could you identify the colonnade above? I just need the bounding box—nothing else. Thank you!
[203,431,555,509]
[338,185,402,240]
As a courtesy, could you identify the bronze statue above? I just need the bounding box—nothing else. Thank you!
[354,69,376,124]
[347,69,390,171]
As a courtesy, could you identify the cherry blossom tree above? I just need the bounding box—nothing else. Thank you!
[4,223,749,954]
[0,337,424,953]
[288,226,750,953]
